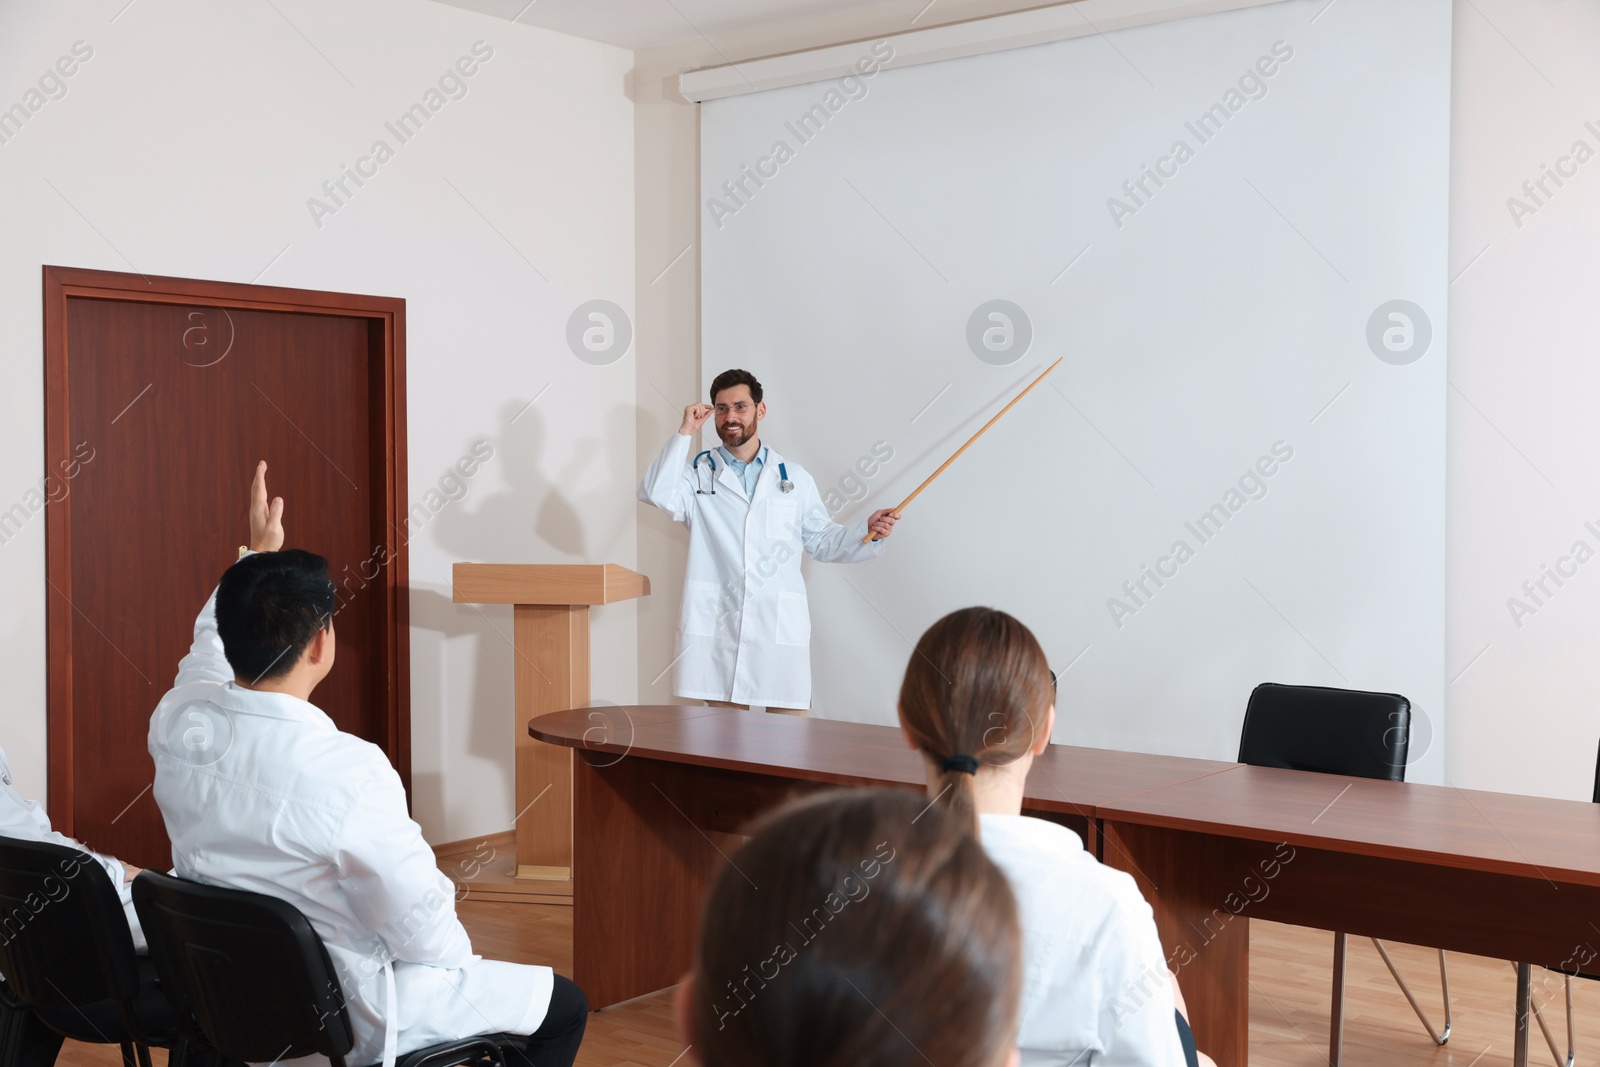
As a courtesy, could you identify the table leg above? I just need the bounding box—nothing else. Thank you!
[1330,932,1347,1066]
[571,751,720,1008]
[1102,821,1251,1067]
[1514,963,1531,1067]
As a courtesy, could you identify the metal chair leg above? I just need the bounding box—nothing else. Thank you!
[1330,932,1347,1067]
[1566,974,1576,1067]
[1516,963,1533,1067]
[1371,939,1451,1044]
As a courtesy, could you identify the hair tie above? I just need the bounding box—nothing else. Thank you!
[941,754,980,776]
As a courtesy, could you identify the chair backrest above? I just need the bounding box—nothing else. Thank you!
[1238,682,1411,782]
[132,870,356,1066]
[1592,738,1599,805]
[0,835,141,1014]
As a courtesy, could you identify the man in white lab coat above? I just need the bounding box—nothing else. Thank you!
[148,463,586,1067]
[640,369,897,712]
[1,746,146,1067]
[0,747,145,950]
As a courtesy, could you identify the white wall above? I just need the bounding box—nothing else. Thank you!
[0,0,636,844]
[1447,1,1600,800]
[632,44,704,708]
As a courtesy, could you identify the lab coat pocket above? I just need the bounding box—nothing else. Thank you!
[766,499,799,540]
[683,579,722,637]
[776,591,810,647]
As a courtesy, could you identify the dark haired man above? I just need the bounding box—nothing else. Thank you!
[640,369,897,713]
[148,462,586,1067]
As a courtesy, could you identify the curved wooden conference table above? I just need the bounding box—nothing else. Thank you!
[531,705,1600,1066]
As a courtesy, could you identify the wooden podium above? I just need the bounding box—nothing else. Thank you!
[450,563,650,904]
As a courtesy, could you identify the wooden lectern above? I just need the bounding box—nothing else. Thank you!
[451,563,649,903]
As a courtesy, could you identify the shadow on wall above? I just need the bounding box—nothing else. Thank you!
[431,398,637,563]
[635,404,692,703]
[408,581,513,829]
[407,396,643,837]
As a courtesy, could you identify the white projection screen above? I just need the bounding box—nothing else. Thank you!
[699,0,1450,781]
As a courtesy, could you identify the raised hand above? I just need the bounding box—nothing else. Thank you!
[867,508,899,541]
[248,461,285,553]
[678,403,714,436]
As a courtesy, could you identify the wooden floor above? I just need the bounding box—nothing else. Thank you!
[57,909,1592,1067]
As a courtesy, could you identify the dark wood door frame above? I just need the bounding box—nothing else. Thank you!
[42,265,411,833]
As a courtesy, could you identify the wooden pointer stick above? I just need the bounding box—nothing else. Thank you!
[864,356,1065,543]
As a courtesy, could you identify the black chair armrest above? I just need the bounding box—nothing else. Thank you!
[0,979,23,1011]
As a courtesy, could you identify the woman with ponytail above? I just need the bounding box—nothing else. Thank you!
[898,607,1214,1067]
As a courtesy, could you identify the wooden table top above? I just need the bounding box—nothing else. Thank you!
[530,705,1238,817]
[1098,763,1600,887]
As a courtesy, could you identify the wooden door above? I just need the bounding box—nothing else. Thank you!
[42,266,409,871]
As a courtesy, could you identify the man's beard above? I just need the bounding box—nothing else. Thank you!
[718,422,754,448]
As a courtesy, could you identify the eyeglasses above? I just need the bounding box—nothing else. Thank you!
[1050,669,1058,695]
[714,402,754,415]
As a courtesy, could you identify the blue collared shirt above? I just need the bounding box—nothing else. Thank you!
[718,444,766,497]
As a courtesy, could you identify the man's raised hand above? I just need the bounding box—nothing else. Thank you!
[249,461,285,553]
[678,403,714,436]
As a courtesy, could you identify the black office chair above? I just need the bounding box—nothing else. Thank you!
[1510,738,1600,1067]
[0,836,183,1067]
[0,976,62,1067]
[132,870,524,1067]
[1239,683,1448,1067]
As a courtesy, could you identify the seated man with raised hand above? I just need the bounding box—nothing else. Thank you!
[147,462,587,1067]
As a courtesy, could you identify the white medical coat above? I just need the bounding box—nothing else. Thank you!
[148,581,552,1067]
[979,813,1188,1067]
[639,433,884,709]
[0,745,145,952]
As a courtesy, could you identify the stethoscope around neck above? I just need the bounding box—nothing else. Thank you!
[694,450,791,495]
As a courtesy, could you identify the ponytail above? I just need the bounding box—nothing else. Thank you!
[937,750,983,827]
[898,607,1055,830]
